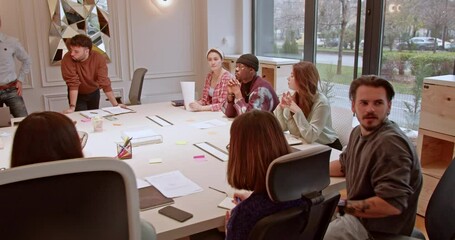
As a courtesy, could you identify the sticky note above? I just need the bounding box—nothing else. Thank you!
[193,155,207,162]
[81,118,91,122]
[149,158,163,164]
[113,123,122,126]
[176,140,187,145]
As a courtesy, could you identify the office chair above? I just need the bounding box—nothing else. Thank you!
[0,106,11,127]
[109,68,147,105]
[424,158,455,239]
[127,68,148,105]
[330,106,353,148]
[248,145,340,240]
[0,157,147,240]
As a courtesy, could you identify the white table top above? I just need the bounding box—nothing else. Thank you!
[424,74,455,87]
[0,102,344,240]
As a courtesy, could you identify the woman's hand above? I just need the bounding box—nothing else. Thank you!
[280,92,292,108]
[189,101,202,111]
[232,190,252,205]
[288,100,301,114]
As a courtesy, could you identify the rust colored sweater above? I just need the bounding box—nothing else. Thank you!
[61,51,112,94]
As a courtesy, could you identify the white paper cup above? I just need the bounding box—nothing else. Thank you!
[180,81,195,111]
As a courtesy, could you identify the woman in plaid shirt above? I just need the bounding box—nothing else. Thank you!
[189,48,231,111]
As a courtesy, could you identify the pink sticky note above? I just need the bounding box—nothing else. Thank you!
[193,155,207,162]
[81,118,91,122]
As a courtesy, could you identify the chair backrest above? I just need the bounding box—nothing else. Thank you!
[249,145,340,240]
[425,158,455,240]
[0,106,11,127]
[129,68,148,105]
[330,106,353,147]
[0,157,142,240]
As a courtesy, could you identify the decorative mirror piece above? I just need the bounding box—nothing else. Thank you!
[48,0,110,65]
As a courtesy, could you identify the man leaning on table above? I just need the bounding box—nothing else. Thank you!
[221,54,279,117]
[61,34,123,114]
[324,75,422,239]
[0,16,31,117]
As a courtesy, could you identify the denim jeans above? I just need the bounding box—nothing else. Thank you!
[69,89,100,111]
[0,87,28,117]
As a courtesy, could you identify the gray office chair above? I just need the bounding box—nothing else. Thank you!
[248,145,340,240]
[109,68,147,105]
[0,106,11,127]
[0,157,148,240]
[127,68,148,105]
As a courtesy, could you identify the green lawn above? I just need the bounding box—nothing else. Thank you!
[316,63,416,95]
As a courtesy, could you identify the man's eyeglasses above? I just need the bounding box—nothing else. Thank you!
[226,144,230,150]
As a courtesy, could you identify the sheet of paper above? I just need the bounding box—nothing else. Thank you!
[147,115,172,127]
[284,132,303,146]
[136,178,151,189]
[180,81,195,111]
[194,142,228,162]
[190,119,227,129]
[145,170,203,198]
[102,106,134,115]
[218,197,236,210]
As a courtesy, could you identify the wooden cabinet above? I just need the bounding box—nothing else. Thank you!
[223,55,299,95]
[416,75,455,216]
[223,55,240,74]
[259,57,299,95]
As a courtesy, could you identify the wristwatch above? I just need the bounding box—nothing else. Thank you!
[338,199,347,216]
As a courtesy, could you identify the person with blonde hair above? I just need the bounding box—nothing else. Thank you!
[274,61,342,150]
[189,48,230,111]
[225,110,306,240]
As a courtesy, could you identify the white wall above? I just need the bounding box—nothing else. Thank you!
[0,0,251,113]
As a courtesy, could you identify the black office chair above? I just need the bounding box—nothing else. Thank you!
[248,145,340,240]
[425,158,455,240]
[0,157,149,240]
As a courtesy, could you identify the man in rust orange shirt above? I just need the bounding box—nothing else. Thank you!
[61,34,122,113]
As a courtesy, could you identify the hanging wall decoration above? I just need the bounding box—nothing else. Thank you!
[48,0,110,65]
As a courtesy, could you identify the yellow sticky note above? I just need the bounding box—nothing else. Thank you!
[176,140,187,145]
[149,158,163,164]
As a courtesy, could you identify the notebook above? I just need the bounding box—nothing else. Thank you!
[0,107,11,127]
[139,185,174,211]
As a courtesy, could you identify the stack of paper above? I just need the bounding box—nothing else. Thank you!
[144,170,203,198]
[121,126,163,146]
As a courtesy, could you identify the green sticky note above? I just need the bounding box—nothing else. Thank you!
[176,140,187,145]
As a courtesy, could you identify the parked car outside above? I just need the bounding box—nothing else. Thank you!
[396,37,436,51]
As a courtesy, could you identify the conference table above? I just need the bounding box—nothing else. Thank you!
[0,102,345,240]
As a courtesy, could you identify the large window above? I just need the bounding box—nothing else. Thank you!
[381,0,455,129]
[254,0,455,130]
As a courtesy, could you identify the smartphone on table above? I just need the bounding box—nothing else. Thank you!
[158,206,193,222]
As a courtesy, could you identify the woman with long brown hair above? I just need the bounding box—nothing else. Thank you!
[274,61,342,150]
[225,110,306,240]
